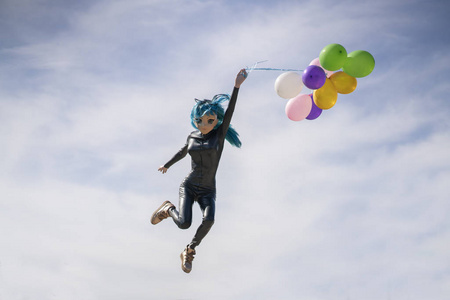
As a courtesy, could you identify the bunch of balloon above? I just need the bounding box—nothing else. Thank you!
[277,43,374,122]
[313,43,375,110]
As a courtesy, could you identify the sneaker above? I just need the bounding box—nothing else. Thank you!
[180,246,196,273]
[150,201,174,225]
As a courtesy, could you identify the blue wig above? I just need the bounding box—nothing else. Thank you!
[190,94,241,148]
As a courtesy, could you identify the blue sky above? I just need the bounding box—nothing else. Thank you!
[1,0,449,299]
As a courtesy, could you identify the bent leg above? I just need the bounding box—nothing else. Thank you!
[169,181,194,229]
[188,192,216,249]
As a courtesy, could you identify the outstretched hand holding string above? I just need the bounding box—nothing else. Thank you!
[235,69,248,88]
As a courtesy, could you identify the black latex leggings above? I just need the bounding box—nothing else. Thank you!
[168,180,216,249]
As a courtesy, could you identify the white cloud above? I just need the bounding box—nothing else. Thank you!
[1,0,449,299]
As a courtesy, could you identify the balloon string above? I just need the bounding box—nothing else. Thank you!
[245,60,303,76]
[245,61,303,73]
[246,60,269,74]
[246,67,303,72]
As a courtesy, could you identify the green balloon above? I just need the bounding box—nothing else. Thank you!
[319,43,348,71]
[342,50,375,78]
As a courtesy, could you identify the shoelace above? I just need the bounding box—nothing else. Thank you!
[157,204,171,220]
[185,251,195,262]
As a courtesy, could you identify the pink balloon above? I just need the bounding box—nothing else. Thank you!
[309,57,334,78]
[285,94,313,121]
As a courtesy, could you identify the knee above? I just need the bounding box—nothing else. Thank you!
[179,221,192,230]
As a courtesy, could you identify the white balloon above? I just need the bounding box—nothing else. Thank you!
[274,72,303,99]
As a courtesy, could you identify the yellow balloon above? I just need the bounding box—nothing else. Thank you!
[313,78,337,110]
[330,71,357,94]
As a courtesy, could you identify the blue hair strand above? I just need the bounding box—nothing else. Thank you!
[190,94,242,148]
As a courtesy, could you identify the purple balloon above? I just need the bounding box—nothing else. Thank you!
[302,65,326,90]
[306,94,322,120]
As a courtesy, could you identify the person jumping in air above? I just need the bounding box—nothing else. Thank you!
[151,68,248,273]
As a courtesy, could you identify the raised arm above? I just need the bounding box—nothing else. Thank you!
[219,69,247,137]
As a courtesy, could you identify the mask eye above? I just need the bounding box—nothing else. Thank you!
[195,118,202,124]
[208,119,215,125]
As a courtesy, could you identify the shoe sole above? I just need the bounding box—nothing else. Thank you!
[150,201,171,225]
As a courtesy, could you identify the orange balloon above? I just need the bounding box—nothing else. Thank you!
[313,78,337,110]
[330,71,357,94]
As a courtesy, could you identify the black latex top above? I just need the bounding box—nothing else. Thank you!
[163,87,240,188]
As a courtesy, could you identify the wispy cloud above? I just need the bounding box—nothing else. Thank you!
[1,0,449,299]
